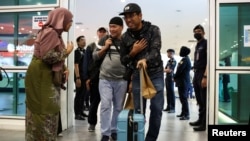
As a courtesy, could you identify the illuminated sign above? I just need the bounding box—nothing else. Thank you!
[32,16,48,29]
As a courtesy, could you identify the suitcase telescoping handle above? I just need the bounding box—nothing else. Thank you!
[139,67,144,115]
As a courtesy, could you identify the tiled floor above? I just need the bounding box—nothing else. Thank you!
[0,98,208,141]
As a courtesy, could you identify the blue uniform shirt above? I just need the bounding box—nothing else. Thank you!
[165,58,176,79]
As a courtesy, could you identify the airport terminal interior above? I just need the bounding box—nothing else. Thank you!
[0,0,250,141]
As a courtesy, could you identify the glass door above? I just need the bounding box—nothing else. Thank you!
[213,0,250,125]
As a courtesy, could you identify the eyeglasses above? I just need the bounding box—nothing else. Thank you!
[123,13,137,20]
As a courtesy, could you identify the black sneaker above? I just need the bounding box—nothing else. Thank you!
[81,112,88,117]
[193,125,206,131]
[88,124,95,132]
[189,120,201,126]
[75,115,85,120]
[111,132,117,141]
[179,116,190,120]
[168,110,175,113]
[163,108,170,111]
[101,135,109,141]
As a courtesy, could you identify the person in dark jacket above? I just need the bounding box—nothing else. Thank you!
[83,27,108,132]
[120,3,164,141]
[174,46,191,120]
[222,74,230,102]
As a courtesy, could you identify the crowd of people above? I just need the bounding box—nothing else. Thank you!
[24,3,208,141]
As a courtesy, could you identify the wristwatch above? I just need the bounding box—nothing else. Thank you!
[203,75,207,78]
[76,77,80,79]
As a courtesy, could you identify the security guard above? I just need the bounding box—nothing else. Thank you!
[74,35,88,120]
[163,49,177,113]
[174,46,191,120]
[189,24,207,131]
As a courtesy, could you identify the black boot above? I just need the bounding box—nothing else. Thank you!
[189,119,201,126]
[193,125,206,131]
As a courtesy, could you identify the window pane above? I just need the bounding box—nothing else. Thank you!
[218,73,250,124]
[0,11,49,66]
[0,0,57,6]
[0,72,26,116]
[219,3,250,67]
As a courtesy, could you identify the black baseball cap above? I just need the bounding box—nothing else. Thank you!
[109,17,123,26]
[119,3,141,15]
[97,27,107,32]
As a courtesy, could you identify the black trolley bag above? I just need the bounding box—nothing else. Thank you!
[117,68,145,141]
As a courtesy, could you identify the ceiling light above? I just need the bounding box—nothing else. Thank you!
[75,22,83,25]
[188,40,197,42]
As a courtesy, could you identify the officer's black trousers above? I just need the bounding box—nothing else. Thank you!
[193,70,207,126]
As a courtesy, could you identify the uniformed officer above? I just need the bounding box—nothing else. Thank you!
[74,35,88,120]
[189,24,207,131]
[163,49,177,113]
[174,46,191,120]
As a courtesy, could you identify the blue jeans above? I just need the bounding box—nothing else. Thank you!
[99,79,127,136]
[132,71,164,141]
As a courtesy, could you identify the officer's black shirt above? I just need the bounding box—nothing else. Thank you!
[74,47,85,78]
[193,39,207,70]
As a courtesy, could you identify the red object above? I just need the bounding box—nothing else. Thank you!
[38,21,43,27]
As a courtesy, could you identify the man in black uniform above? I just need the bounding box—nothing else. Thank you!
[163,49,176,113]
[222,73,230,102]
[74,35,88,120]
[189,25,207,131]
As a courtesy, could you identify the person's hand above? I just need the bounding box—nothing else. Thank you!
[105,38,112,48]
[76,79,81,88]
[66,41,74,55]
[201,77,207,88]
[136,58,147,69]
[63,69,69,83]
[86,79,91,91]
[128,81,132,93]
[130,38,147,57]
[165,68,172,73]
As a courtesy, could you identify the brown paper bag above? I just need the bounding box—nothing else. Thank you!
[123,92,134,109]
[140,67,157,99]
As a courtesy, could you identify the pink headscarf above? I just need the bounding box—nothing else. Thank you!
[34,8,73,71]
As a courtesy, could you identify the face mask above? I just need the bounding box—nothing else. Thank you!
[194,33,202,40]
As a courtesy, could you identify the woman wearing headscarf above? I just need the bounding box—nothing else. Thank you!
[174,46,192,120]
[25,7,74,140]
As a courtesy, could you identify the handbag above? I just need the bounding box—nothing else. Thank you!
[52,70,66,89]
[123,92,134,109]
[140,67,157,99]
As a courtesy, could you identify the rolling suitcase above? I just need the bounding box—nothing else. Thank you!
[117,68,145,141]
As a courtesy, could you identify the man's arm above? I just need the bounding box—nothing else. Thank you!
[144,26,162,66]
[201,65,207,88]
